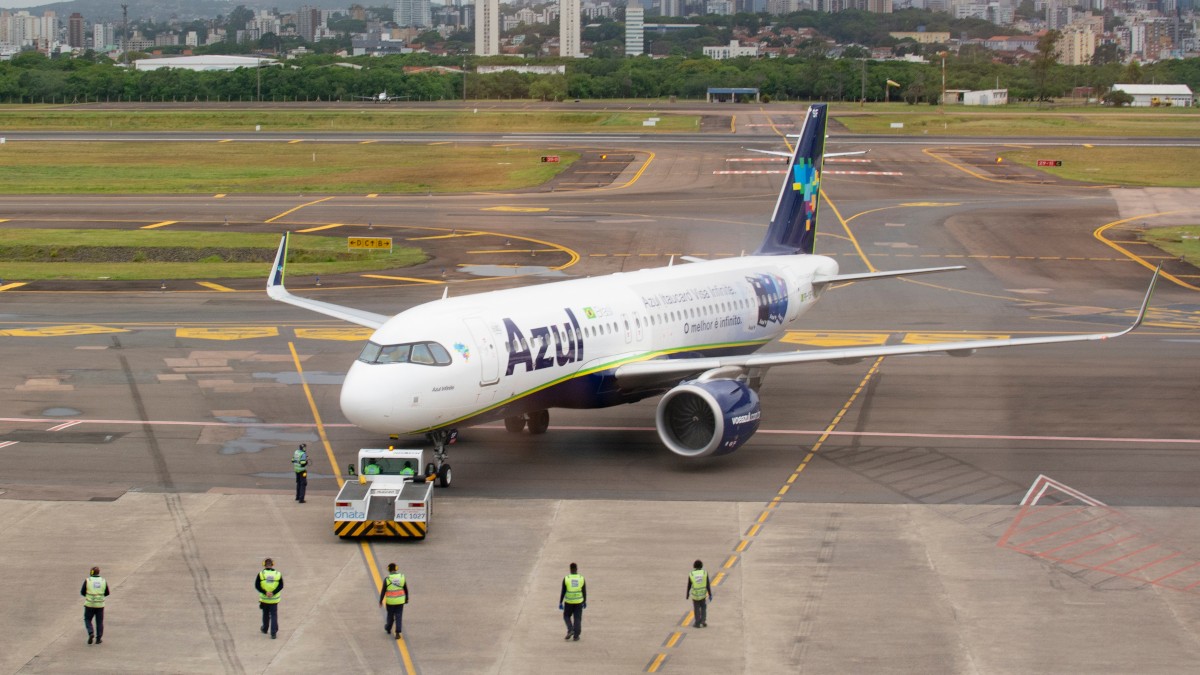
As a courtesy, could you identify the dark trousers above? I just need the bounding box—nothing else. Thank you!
[563,603,583,637]
[385,603,405,635]
[84,606,104,638]
[260,602,279,635]
[692,599,707,626]
[295,472,307,501]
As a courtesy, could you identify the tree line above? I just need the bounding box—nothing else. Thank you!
[2,49,1197,105]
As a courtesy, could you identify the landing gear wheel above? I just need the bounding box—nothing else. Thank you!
[437,463,452,488]
[504,415,526,433]
[527,410,550,435]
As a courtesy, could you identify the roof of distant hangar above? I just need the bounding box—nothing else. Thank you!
[707,87,760,95]
[133,55,280,72]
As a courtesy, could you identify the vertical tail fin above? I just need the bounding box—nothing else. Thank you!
[754,104,827,256]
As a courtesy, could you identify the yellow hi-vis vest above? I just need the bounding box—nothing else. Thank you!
[259,569,282,604]
[384,573,407,605]
[292,448,307,473]
[84,576,107,608]
[689,569,708,601]
[563,574,584,604]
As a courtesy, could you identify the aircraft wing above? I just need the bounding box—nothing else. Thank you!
[614,268,1159,385]
[813,265,966,286]
[266,233,390,329]
[747,148,869,159]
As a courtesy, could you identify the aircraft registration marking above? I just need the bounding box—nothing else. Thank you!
[0,324,130,337]
[781,331,889,347]
[295,327,374,341]
[175,327,279,340]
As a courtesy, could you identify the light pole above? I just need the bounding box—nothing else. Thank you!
[939,51,947,112]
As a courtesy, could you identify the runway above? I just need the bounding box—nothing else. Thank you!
[2,114,1200,673]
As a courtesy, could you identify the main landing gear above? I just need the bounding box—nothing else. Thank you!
[422,429,457,488]
[504,410,549,435]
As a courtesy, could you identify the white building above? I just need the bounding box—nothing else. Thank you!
[133,55,278,71]
[1111,84,1194,107]
[963,88,1007,105]
[395,0,432,28]
[93,23,117,51]
[703,39,759,59]
[475,0,499,55]
[625,1,644,56]
[560,0,581,57]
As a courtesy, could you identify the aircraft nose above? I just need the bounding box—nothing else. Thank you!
[340,362,396,433]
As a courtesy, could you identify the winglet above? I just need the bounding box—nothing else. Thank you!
[267,232,289,298]
[1113,265,1160,337]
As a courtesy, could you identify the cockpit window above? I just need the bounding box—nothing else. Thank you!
[358,341,452,366]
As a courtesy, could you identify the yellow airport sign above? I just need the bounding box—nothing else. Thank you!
[902,332,1008,344]
[295,327,374,341]
[348,237,393,250]
[781,331,890,347]
[176,327,279,340]
[0,324,129,337]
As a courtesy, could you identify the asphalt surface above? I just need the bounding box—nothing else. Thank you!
[2,108,1200,674]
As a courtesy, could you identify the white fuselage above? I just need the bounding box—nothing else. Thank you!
[340,254,839,435]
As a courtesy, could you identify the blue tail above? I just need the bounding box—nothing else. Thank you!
[754,104,827,256]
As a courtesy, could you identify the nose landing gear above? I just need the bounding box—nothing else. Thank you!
[425,429,457,488]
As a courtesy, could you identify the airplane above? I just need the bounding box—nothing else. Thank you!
[267,103,1158,486]
[355,91,407,103]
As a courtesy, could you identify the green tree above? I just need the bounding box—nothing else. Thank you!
[1033,30,1061,101]
[1102,89,1134,106]
[1091,43,1122,66]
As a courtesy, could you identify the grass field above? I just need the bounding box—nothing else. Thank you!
[0,108,699,132]
[0,142,579,193]
[1140,226,1200,267]
[997,146,1200,187]
[0,229,426,280]
[834,107,1200,137]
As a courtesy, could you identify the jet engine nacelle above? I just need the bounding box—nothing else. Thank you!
[655,379,762,458]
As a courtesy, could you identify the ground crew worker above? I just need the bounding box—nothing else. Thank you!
[687,560,712,628]
[256,558,283,639]
[399,461,415,476]
[378,562,409,638]
[81,566,109,644]
[559,562,586,641]
[364,458,381,475]
[293,444,308,503]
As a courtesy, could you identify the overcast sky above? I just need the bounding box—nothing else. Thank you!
[0,2,43,8]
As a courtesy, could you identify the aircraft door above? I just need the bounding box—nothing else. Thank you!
[464,317,500,386]
[621,314,632,344]
[632,311,644,342]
